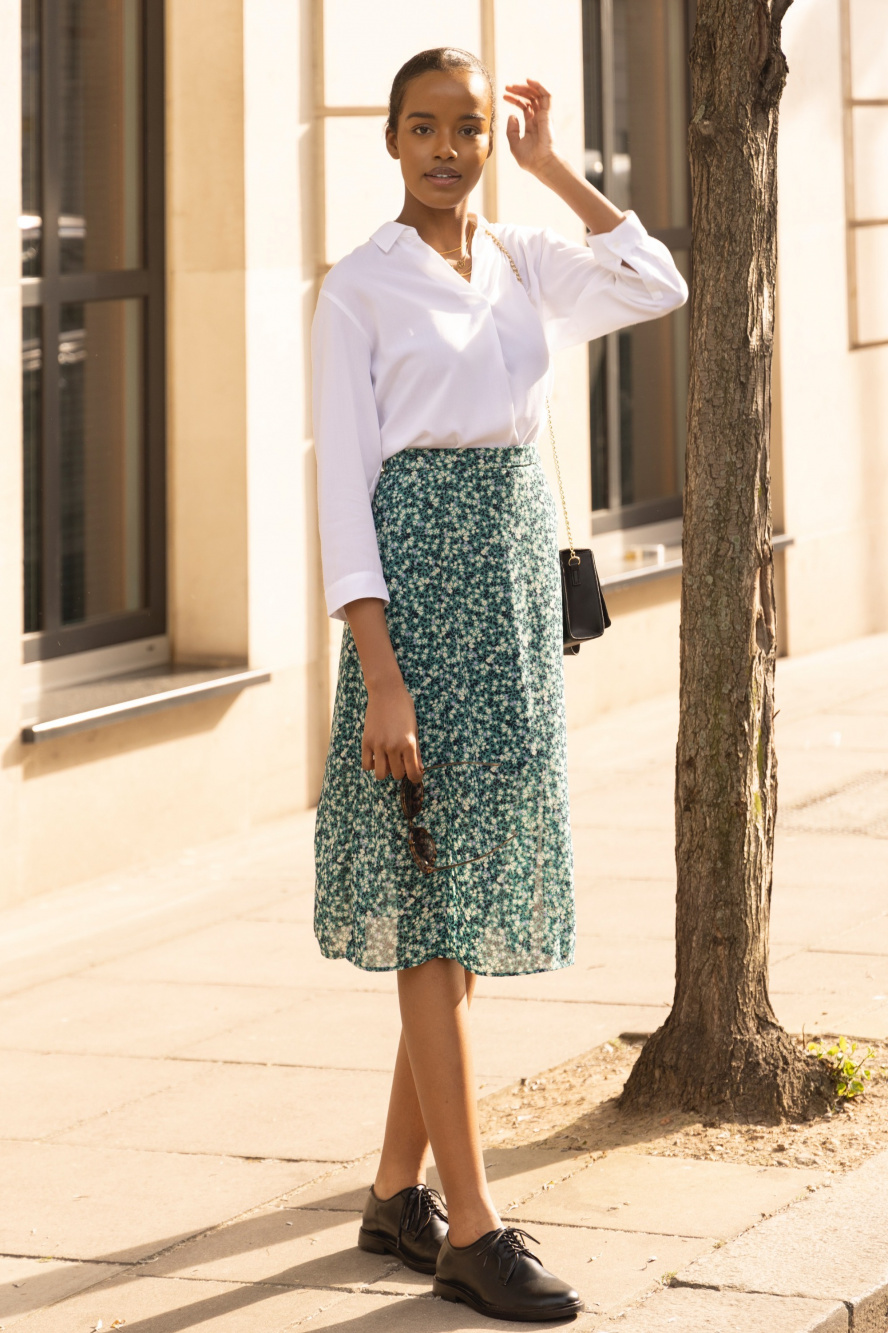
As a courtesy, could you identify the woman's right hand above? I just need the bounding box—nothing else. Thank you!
[362,678,423,782]
[343,596,424,783]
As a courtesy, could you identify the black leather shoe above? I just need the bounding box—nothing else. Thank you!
[433,1227,583,1321]
[358,1183,449,1274]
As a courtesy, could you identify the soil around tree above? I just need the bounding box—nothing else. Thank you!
[478,1034,888,1174]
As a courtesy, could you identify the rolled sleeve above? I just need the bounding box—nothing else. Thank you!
[312,289,389,622]
[516,210,689,353]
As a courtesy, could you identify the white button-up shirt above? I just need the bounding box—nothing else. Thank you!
[312,210,688,620]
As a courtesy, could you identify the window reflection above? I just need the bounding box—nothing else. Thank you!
[23,307,42,632]
[613,0,690,229]
[619,251,690,507]
[59,300,145,625]
[584,0,691,518]
[21,0,41,277]
[60,0,142,272]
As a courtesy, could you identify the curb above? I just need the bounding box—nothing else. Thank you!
[588,1148,888,1332]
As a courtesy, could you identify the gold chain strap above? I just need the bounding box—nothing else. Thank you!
[483,227,579,563]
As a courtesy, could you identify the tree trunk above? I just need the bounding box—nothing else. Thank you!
[620,0,832,1121]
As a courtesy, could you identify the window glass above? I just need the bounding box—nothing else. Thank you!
[60,0,142,272]
[23,307,43,633]
[589,339,608,510]
[584,0,691,520]
[59,299,145,624]
[21,0,41,277]
[613,0,689,230]
[582,0,605,195]
[618,250,690,505]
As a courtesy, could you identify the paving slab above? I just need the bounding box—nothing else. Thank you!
[0,1141,324,1262]
[777,752,886,817]
[0,1257,117,1326]
[290,1146,588,1215]
[176,990,659,1086]
[295,1288,597,1331]
[574,879,675,941]
[365,1219,710,1312]
[176,988,403,1071]
[586,1285,848,1333]
[0,975,303,1059]
[0,1050,204,1139]
[821,912,888,954]
[676,1150,888,1333]
[10,1271,350,1333]
[509,1149,828,1239]
[770,949,888,1025]
[778,711,888,754]
[571,825,676,884]
[769,882,888,948]
[236,891,314,924]
[52,1061,392,1162]
[86,918,397,994]
[772,830,888,891]
[478,937,675,1006]
[150,1205,400,1289]
[568,778,674,833]
[470,997,668,1081]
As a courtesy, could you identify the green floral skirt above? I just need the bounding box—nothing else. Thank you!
[314,444,575,976]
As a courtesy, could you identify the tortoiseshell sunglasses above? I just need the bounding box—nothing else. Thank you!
[399,761,518,875]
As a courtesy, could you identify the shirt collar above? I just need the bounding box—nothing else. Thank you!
[370,214,489,254]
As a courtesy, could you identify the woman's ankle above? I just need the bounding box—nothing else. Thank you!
[372,1173,426,1201]
[446,1203,502,1248]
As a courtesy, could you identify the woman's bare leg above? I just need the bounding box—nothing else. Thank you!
[389,958,498,1246]
[374,967,477,1201]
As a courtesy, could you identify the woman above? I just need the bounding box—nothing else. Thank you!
[312,47,687,1322]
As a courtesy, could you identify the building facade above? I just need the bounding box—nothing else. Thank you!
[1,0,886,905]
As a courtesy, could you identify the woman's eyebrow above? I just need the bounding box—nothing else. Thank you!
[405,110,486,121]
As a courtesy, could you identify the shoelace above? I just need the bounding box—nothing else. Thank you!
[477,1226,541,1285]
[399,1184,448,1246]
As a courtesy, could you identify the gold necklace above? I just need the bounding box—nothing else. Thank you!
[434,221,475,269]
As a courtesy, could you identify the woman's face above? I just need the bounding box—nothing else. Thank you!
[386,67,492,210]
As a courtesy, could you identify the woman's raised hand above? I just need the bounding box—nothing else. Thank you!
[503,78,557,176]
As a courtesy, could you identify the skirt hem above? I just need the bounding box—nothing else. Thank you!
[315,938,576,979]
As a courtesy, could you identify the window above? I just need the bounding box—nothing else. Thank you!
[20,0,165,662]
[582,0,693,531]
[841,0,888,348]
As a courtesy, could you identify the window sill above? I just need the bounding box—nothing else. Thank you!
[600,532,794,595]
[21,665,271,744]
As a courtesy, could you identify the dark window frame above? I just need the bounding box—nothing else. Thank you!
[582,0,695,532]
[21,1,165,663]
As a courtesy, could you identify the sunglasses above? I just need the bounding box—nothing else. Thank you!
[399,761,518,875]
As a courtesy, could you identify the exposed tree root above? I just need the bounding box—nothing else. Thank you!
[619,1018,835,1123]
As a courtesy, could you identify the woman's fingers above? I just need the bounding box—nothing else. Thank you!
[361,737,374,771]
[374,748,391,781]
[403,743,423,785]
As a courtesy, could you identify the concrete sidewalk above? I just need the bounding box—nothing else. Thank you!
[1,633,887,1332]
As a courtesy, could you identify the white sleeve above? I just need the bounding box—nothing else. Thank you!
[529,210,689,353]
[312,289,389,621]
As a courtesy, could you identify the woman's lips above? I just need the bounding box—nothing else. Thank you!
[424,172,462,186]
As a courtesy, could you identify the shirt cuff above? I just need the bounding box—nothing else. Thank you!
[586,210,666,300]
[325,570,390,622]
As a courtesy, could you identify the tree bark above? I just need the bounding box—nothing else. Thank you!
[620,0,832,1121]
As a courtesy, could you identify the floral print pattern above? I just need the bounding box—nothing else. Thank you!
[314,444,575,976]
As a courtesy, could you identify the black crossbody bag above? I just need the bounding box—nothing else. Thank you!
[485,229,612,657]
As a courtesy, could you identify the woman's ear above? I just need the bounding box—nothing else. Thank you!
[385,125,400,160]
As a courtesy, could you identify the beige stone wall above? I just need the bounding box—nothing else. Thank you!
[2,0,323,904]
[777,0,888,653]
